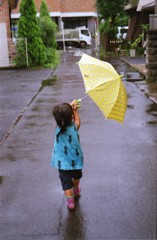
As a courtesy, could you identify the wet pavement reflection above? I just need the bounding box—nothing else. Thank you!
[146,103,157,116]
[0,176,3,184]
[60,199,87,240]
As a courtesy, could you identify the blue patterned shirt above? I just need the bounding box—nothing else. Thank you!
[51,123,83,170]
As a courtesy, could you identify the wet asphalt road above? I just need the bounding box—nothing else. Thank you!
[0,49,157,240]
[0,69,53,143]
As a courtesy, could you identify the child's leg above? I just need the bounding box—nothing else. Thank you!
[65,189,75,210]
[73,178,81,197]
[72,170,82,197]
[64,189,75,210]
[73,178,80,189]
[64,188,73,197]
[59,170,75,209]
[59,170,73,196]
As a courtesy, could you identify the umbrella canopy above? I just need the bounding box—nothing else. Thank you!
[78,53,127,123]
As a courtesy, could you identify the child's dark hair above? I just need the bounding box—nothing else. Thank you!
[53,103,73,137]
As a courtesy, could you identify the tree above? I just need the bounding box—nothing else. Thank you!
[97,0,129,27]
[38,17,57,48]
[40,0,50,17]
[38,0,58,66]
[97,0,129,51]
[39,0,57,48]
[16,0,46,66]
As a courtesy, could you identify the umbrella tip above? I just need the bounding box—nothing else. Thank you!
[84,73,89,77]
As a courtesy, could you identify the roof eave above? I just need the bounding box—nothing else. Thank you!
[9,0,19,9]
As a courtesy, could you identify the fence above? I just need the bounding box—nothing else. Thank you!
[0,38,28,67]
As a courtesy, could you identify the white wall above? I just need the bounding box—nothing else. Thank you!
[0,23,9,67]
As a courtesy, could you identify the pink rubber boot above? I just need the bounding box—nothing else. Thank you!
[67,196,75,210]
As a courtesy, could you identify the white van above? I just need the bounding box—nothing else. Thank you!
[55,27,92,49]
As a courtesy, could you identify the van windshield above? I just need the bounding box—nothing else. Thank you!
[81,30,89,36]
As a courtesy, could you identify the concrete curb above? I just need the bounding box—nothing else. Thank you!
[120,57,157,105]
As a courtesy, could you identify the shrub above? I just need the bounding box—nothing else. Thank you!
[15,0,46,66]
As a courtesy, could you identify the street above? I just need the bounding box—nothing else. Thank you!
[0,49,157,240]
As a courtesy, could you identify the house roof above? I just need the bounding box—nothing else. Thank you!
[137,0,155,11]
[124,0,138,11]
[9,0,19,9]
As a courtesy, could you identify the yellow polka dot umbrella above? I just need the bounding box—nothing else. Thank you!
[78,53,127,123]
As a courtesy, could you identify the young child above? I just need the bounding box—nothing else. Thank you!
[51,100,83,210]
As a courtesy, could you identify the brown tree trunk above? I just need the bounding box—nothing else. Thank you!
[100,32,109,51]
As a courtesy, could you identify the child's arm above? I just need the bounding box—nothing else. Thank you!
[70,100,81,129]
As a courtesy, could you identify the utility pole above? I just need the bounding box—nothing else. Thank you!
[61,20,65,52]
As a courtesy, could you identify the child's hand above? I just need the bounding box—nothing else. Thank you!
[70,100,81,111]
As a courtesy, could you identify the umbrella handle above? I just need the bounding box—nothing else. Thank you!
[74,95,88,109]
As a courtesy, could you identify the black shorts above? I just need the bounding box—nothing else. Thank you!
[59,169,82,191]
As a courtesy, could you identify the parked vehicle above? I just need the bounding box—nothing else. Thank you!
[55,27,92,49]
[117,26,128,39]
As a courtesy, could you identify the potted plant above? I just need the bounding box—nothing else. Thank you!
[129,40,138,57]
[129,33,144,57]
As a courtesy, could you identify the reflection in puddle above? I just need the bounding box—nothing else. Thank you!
[26,122,37,127]
[127,104,139,109]
[0,176,3,184]
[61,199,88,240]
[8,153,16,161]
[35,76,57,95]
[26,114,38,120]
[31,106,39,112]
[146,103,157,116]
[27,76,57,108]
[127,93,132,99]
[41,76,57,88]
[146,121,157,126]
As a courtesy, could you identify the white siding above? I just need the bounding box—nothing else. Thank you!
[0,23,9,67]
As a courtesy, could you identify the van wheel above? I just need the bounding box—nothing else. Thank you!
[80,42,87,48]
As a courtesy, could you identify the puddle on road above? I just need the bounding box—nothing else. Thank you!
[140,121,157,128]
[25,114,38,120]
[27,76,57,108]
[127,104,139,109]
[26,122,37,127]
[61,198,87,240]
[0,176,3,184]
[8,153,16,161]
[0,76,57,145]
[125,72,144,81]
[40,76,57,90]
[126,93,132,99]
[31,106,39,112]
[146,103,157,117]
[146,121,157,126]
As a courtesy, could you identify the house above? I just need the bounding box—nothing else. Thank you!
[0,0,19,66]
[11,0,98,36]
[125,0,157,81]
[0,0,19,38]
[125,0,155,42]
